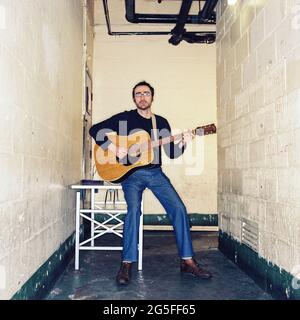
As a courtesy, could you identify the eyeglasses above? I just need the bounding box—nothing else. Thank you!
[134,91,152,97]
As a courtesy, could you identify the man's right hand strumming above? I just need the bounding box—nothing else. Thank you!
[108,143,128,159]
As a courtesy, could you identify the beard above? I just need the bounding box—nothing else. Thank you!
[135,100,152,110]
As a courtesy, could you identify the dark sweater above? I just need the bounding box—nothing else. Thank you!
[89,109,185,169]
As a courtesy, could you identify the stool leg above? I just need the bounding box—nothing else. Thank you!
[138,199,144,271]
[75,191,80,270]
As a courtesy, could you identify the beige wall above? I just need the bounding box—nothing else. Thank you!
[92,26,217,215]
[217,0,300,275]
[86,0,94,74]
[0,0,84,299]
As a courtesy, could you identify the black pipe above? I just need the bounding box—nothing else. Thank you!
[171,32,216,45]
[103,0,170,35]
[171,0,193,33]
[181,33,216,44]
[169,0,193,45]
[169,0,218,45]
[200,0,218,22]
[102,0,113,34]
[125,0,215,24]
[102,0,216,44]
[125,0,135,23]
[128,13,215,24]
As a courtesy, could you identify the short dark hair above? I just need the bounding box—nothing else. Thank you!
[132,81,154,99]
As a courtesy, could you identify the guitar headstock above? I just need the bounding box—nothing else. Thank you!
[193,123,217,136]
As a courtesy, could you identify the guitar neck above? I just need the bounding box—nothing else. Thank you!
[150,124,215,148]
[140,124,215,152]
[151,133,182,148]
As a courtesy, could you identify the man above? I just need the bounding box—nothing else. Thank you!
[89,81,212,285]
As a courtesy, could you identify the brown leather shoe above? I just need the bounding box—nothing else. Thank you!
[116,262,132,285]
[180,258,212,279]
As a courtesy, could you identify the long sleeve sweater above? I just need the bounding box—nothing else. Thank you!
[89,109,185,170]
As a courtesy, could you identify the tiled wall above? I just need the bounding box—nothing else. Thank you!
[0,0,83,299]
[217,0,300,276]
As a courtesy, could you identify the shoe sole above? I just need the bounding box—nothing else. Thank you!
[116,281,129,285]
[116,279,130,285]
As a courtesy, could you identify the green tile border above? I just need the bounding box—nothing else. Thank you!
[11,227,84,300]
[219,230,300,300]
[94,213,218,226]
[11,214,217,300]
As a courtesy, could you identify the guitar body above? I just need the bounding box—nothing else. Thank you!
[94,130,154,183]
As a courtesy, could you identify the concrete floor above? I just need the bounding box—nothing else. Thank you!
[46,231,273,300]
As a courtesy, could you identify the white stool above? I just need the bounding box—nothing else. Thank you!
[71,181,144,271]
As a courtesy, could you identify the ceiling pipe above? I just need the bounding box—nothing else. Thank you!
[169,0,193,45]
[199,0,218,22]
[103,0,177,35]
[125,0,216,24]
[169,0,217,45]
[180,32,216,44]
[101,0,217,44]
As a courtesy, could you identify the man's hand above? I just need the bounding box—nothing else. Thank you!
[178,130,194,148]
[108,143,128,159]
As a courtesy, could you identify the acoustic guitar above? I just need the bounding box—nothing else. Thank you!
[94,123,216,183]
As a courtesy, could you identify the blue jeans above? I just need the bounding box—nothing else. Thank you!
[121,167,194,262]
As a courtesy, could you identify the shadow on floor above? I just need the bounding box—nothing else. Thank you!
[46,231,273,300]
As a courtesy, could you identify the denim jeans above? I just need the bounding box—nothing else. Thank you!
[121,167,194,262]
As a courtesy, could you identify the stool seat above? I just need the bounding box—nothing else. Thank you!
[71,181,143,271]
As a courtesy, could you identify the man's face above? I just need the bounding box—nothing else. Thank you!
[133,85,153,111]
